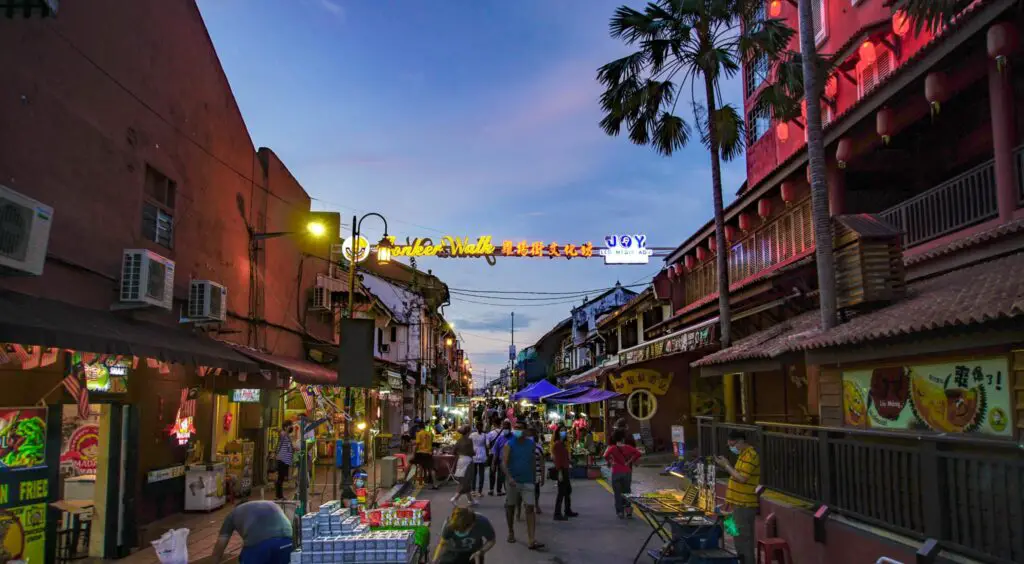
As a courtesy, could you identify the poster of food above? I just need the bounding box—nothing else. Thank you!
[0,409,47,471]
[60,424,100,476]
[842,357,1012,437]
[72,352,130,393]
[0,503,45,563]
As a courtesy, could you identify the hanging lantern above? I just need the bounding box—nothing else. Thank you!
[925,72,948,118]
[877,107,894,145]
[673,262,685,277]
[684,255,696,271]
[725,225,738,243]
[824,75,838,99]
[776,122,790,142]
[769,0,782,17]
[836,138,852,169]
[696,247,709,262]
[988,22,1018,74]
[707,236,717,253]
[758,198,772,219]
[667,266,676,280]
[892,11,911,37]
[781,181,797,204]
[859,40,877,65]
[738,213,754,232]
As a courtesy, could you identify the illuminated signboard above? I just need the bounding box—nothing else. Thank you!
[0,408,47,471]
[600,234,652,265]
[72,353,129,393]
[341,235,371,263]
[170,417,195,446]
[231,389,261,403]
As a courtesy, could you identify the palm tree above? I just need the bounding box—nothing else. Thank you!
[597,0,793,348]
[890,1,975,34]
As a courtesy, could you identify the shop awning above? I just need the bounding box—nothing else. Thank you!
[563,363,615,387]
[0,290,259,372]
[222,342,338,385]
[546,388,622,405]
[541,385,592,401]
[511,379,562,402]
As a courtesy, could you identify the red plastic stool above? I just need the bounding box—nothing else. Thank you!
[757,538,792,564]
[393,453,409,476]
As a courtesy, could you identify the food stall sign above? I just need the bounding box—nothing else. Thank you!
[0,408,47,471]
[170,417,195,446]
[231,389,261,403]
[147,465,186,484]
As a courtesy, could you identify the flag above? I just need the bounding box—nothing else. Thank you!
[178,387,197,419]
[40,347,59,368]
[6,344,30,363]
[63,370,89,420]
[299,385,316,414]
[0,346,9,365]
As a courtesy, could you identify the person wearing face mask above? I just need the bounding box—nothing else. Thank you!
[603,430,641,519]
[432,506,495,564]
[551,424,577,521]
[716,431,760,564]
[501,421,544,550]
[489,420,512,497]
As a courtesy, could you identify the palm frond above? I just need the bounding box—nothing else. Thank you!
[714,104,745,161]
[652,111,691,156]
[888,0,974,35]
[739,17,796,63]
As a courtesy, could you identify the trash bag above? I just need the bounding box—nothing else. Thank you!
[152,528,189,564]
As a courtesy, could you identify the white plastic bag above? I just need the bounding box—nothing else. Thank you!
[151,528,189,564]
[454,455,472,478]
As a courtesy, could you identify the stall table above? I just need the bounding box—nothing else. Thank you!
[626,494,726,564]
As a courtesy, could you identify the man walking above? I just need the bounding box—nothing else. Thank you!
[501,421,544,550]
[488,420,511,496]
[716,431,761,564]
[211,500,293,563]
[274,421,294,500]
[414,423,439,490]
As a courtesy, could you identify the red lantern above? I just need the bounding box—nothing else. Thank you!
[673,262,684,276]
[925,72,948,117]
[892,11,910,37]
[781,181,797,204]
[836,138,852,169]
[824,75,838,99]
[988,22,1019,73]
[725,225,738,243]
[707,236,717,253]
[877,107,894,145]
[738,213,754,232]
[696,247,709,262]
[684,255,696,271]
[776,122,790,142]
[769,0,782,17]
[859,41,877,65]
[758,198,772,219]
[667,266,676,280]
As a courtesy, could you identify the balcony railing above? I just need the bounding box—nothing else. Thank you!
[696,417,1024,563]
[684,198,814,305]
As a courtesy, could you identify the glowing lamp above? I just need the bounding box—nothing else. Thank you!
[375,236,392,264]
[836,138,853,169]
[769,0,782,17]
[876,107,894,145]
[859,41,877,65]
[684,255,696,271]
[673,262,685,276]
[824,75,838,99]
[775,122,790,142]
[780,181,797,204]
[738,212,754,232]
[306,221,327,237]
[445,337,453,347]
[356,421,367,431]
[758,198,772,219]
[892,11,910,37]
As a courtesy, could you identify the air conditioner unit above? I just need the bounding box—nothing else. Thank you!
[120,249,175,310]
[0,184,54,276]
[311,286,330,311]
[187,280,227,322]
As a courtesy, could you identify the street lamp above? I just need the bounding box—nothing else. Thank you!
[337,212,389,502]
[445,337,454,347]
[253,220,328,243]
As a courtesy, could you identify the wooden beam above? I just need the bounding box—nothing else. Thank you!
[700,358,784,377]
[805,326,1024,366]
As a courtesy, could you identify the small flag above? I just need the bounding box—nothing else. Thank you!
[147,358,160,369]
[299,385,316,414]
[6,344,30,363]
[21,346,41,370]
[63,370,90,420]
[0,346,8,365]
[40,347,59,368]
[178,387,197,419]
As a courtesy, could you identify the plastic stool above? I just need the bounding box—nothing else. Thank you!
[757,538,792,564]
[394,453,408,475]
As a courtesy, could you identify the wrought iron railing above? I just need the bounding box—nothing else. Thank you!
[697,418,1024,563]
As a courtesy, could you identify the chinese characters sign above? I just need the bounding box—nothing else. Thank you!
[609,369,675,396]
[842,357,1012,437]
[385,236,598,260]
[619,326,715,367]
[0,408,47,471]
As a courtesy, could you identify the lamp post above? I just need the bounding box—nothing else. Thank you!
[336,213,391,502]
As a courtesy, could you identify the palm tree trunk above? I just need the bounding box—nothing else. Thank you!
[797,0,837,331]
[704,73,733,348]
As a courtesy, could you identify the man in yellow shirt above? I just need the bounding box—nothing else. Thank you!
[413,424,438,490]
[716,430,760,564]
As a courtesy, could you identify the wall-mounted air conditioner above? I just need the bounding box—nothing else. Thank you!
[186,280,227,322]
[0,184,54,276]
[120,249,175,310]
[311,286,330,311]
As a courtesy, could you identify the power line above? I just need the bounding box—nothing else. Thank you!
[447,282,649,296]
[450,295,590,308]
[448,290,608,302]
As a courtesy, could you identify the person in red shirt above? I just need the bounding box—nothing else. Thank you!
[603,430,641,519]
[551,424,578,521]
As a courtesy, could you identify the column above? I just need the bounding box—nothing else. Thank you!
[723,373,737,423]
[990,60,1019,223]
[826,161,846,216]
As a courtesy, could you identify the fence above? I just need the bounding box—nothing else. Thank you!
[696,417,1024,563]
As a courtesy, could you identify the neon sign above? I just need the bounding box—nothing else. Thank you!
[170,417,195,446]
[600,234,652,265]
[379,235,660,265]
[387,236,497,258]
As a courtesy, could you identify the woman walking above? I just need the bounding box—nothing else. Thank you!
[604,430,641,519]
[469,421,488,496]
[274,420,294,500]
[551,424,577,520]
[451,426,478,506]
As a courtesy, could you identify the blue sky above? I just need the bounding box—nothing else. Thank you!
[197,0,745,385]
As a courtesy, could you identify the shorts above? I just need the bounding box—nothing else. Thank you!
[505,480,533,508]
[412,452,433,466]
[240,536,292,564]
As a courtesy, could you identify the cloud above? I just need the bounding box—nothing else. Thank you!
[454,312,531,332]
[318,0,344,18]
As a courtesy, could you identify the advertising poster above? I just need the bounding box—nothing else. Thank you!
[72,352,130,393]
[60,424,100,476]
[0,503,45,563]
[842,357,1012,437]
[0,408,47,471]
[231,389,261,403]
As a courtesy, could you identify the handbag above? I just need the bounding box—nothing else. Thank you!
[547,467,558,481]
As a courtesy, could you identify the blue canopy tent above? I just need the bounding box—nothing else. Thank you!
[545,387,622,405]
[510,379,563,402]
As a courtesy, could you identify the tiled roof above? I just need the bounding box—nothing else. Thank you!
[835,214,901,239]
[596,287,655,328]
[904,218,1024,266]
[693,251,1024,367]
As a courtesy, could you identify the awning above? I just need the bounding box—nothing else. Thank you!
[222,342,338,385]
[542,385,592,401]
[546,388,622,405]
[0,290,259,372]
[564,362,616,386]
[511,380,562,402]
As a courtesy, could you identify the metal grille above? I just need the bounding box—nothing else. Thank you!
[188,282,206,318]
[0,197,31,260]
[120,253,142,302]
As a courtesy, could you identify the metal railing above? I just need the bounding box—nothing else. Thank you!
[697,418,1024,563]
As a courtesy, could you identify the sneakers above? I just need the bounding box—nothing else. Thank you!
[565,510,579,518]
[553,514,568,521]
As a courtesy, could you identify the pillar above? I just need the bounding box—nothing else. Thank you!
[826,161,846,216]
[989,60,1019,223]
[723,373,737,423]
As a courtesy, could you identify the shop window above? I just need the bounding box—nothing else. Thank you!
[390,326,397,342]
[141,164,176,248]
[627,389,657,421]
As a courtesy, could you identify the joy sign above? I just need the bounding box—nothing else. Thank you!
[600,234,653,265]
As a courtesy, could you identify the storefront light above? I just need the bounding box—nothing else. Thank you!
[356,421,367,431]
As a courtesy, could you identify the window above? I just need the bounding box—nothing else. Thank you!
[390,326,397,342]
[747,105,771,145]
[744,2,769,98]
[812,0,827,44]
[377,327,384,347]
[627,390,657,421]
[857,47,895,99]
[141,165,176,248]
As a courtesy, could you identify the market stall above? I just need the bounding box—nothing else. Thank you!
[295,497,430,563]
[545,386,623,479]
